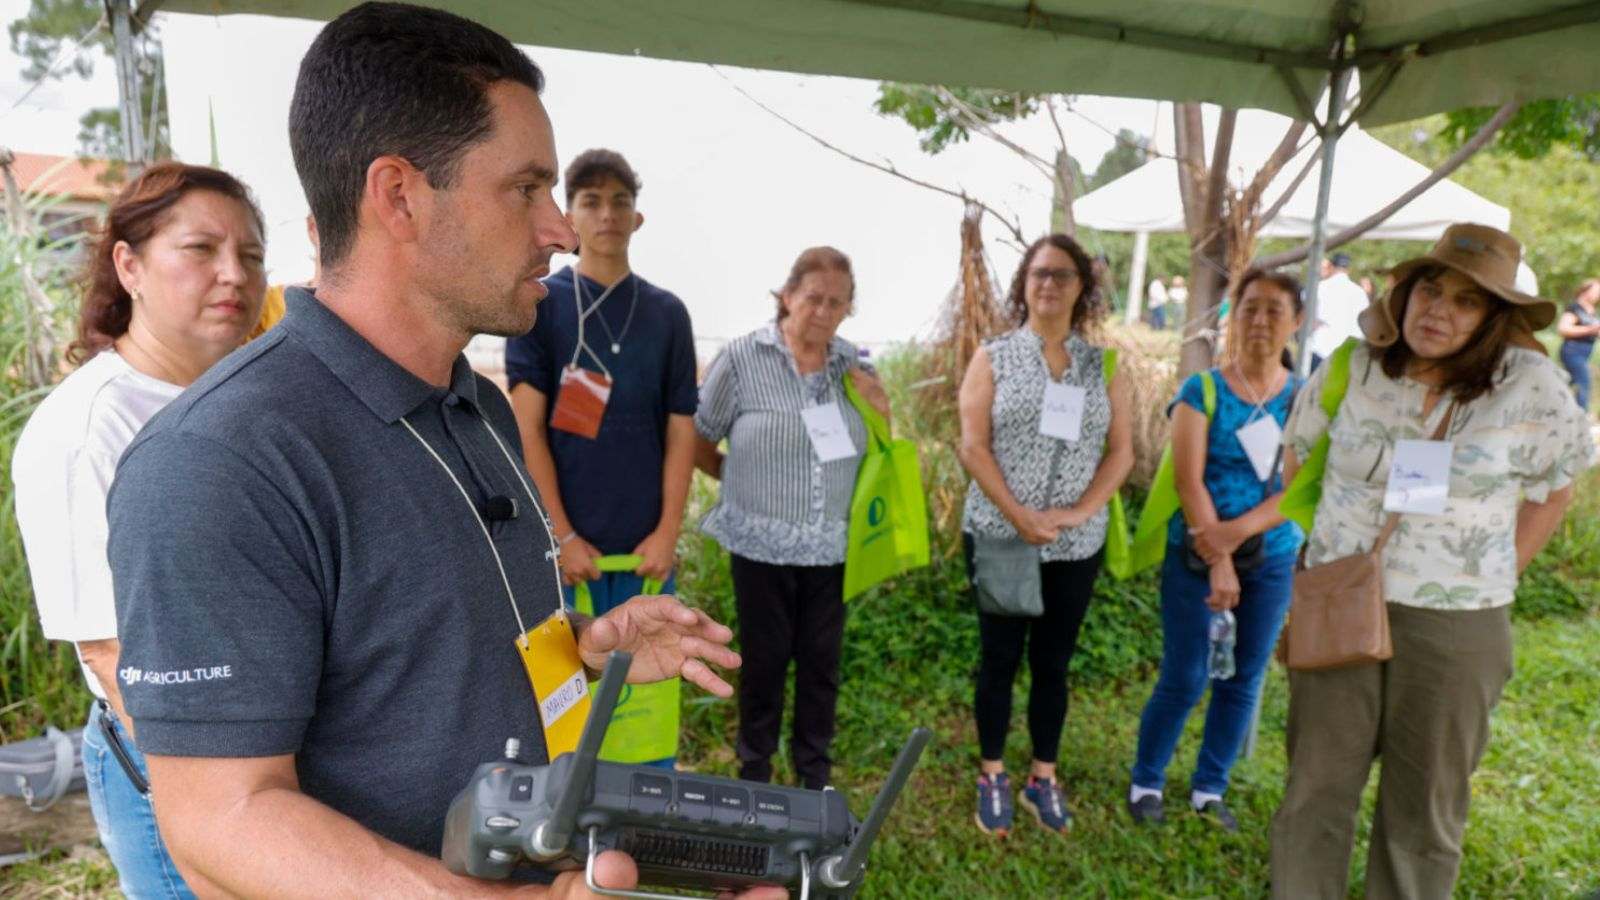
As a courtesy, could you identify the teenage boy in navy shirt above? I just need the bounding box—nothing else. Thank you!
[506,149,697,631]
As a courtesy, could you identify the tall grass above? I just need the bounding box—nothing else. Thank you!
[1,194,88,742]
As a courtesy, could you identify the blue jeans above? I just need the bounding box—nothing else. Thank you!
[1560,341,1592,412]
[562,570,678,769]
[82,702,194,899]
[1131,550,1294,796]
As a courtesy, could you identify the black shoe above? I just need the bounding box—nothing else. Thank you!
[1127,793,1166,825]
[1195,799,1239,833]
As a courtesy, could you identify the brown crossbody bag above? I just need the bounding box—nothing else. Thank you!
[1280,402,1456,671]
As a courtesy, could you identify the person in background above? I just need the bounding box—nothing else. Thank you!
[1146,276,1170,330]
[958,233,1134,837]
[1556,277,1600,412]
[1305,252,1367,369]
[1270,224,1591,899]
[1128,269,1304,832]
[251,214,320,340]
[505,149,697,615]
[693,246,890,791]
[12,162,269,899]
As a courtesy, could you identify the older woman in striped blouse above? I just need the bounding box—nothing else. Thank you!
[693,246,890,791]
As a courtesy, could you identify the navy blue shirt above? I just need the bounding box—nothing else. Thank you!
[109,288,562,854]
[504,266,697,554]
[1165,369,1304,558]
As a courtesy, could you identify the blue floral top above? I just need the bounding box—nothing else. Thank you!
[1164,368,1304,559]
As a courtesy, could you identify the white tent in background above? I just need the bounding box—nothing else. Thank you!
[1073,108,1512,321]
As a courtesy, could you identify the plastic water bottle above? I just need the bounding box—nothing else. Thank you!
[1208,610,1237,681]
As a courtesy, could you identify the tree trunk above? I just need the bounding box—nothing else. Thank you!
[1173,105,1237,378]
[1053,147,1076,237]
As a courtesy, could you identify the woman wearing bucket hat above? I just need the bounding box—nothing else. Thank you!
[1268,223,1593,899]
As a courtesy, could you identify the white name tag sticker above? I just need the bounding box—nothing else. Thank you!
[1236,415,1283,482]
[1040,382,1087,442]
[539,670,589,729]
[801,402,857,463]
[1383,439,1454,515]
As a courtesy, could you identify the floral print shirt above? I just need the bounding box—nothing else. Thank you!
[1285,344,1593,610]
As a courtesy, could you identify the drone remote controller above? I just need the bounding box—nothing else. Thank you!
[441,652,931,899]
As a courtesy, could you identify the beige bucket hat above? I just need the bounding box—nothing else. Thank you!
[1357,222,1556,348]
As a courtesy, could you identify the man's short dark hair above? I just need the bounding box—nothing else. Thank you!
[564,149,641,206]
[288,2,544,267]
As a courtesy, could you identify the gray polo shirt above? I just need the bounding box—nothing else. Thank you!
[109,288,562,854]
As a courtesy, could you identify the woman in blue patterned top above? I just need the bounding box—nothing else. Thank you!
[1127,268,1305,831]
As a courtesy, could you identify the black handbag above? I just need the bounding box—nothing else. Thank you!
[1181,530,1265,574]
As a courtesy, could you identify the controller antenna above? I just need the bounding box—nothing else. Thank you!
[817,727,932,889]
[529,651,631,858]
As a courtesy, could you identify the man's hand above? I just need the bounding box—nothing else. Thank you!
[631,528,678,582]
[1188,519,1244,566]
[848,368,891,421]
[576,596,742,697]
[1206,557,1241,612]
[558,535,603,587]
[547,853,787,899]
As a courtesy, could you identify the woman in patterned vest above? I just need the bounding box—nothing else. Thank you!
[957,233,1134,837]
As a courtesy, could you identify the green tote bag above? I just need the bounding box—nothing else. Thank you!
[841,376,931,600]
[573,555,679,764]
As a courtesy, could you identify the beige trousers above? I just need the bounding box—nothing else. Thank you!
[1269,603,1513,900]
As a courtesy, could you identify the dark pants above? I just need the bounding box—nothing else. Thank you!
[1132,550,1294,795]
[1150,306,1167,329]
[1560,341,1593,411]
[966,536,1102,764]
[1270,604,1513,900]
[730,554,847,790]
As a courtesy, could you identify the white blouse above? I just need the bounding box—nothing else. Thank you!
[1285,343,1592,610]
[12,351,182,697]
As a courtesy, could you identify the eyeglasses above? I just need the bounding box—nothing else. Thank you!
[1027,267,1081,287]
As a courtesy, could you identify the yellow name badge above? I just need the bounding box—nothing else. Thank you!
[515,610,592,758]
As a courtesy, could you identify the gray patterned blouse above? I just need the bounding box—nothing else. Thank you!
[694,323,868,566]
[962,328,1112,562]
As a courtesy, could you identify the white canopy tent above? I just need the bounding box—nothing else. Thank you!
[1072,109,1515,320]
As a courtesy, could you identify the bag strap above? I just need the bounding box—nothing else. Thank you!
[842,370,892,450]
[1200,369,1217,419]
[1369,400,1457,556]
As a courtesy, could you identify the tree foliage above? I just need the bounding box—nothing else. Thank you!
[8,0,169,162]
[873,83,1041,155]
[1087,129,1149,191]
[1442,96,1600,162]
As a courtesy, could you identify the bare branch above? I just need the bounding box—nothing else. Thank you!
[710,67,1028,246]
[931,86,1056,176]
[1045,96,1070,157]
[1254,101,1523,269]
[1257,150,1317,229]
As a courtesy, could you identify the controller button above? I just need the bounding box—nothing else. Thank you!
[487,848,517,864]
[485,815,520,831]
[510,775,534,802]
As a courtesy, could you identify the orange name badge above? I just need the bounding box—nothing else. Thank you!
[548,365,612,440]
[515,610,592,758]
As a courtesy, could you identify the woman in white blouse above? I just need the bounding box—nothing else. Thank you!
[12,162,266,898]
[1269,224,1592,899]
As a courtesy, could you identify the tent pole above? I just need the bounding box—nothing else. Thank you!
[1295,64,1352,377]
[1126,229,1149,325]
[109,0,147,166]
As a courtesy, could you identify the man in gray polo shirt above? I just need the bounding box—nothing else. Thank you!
[107,5,771,897]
